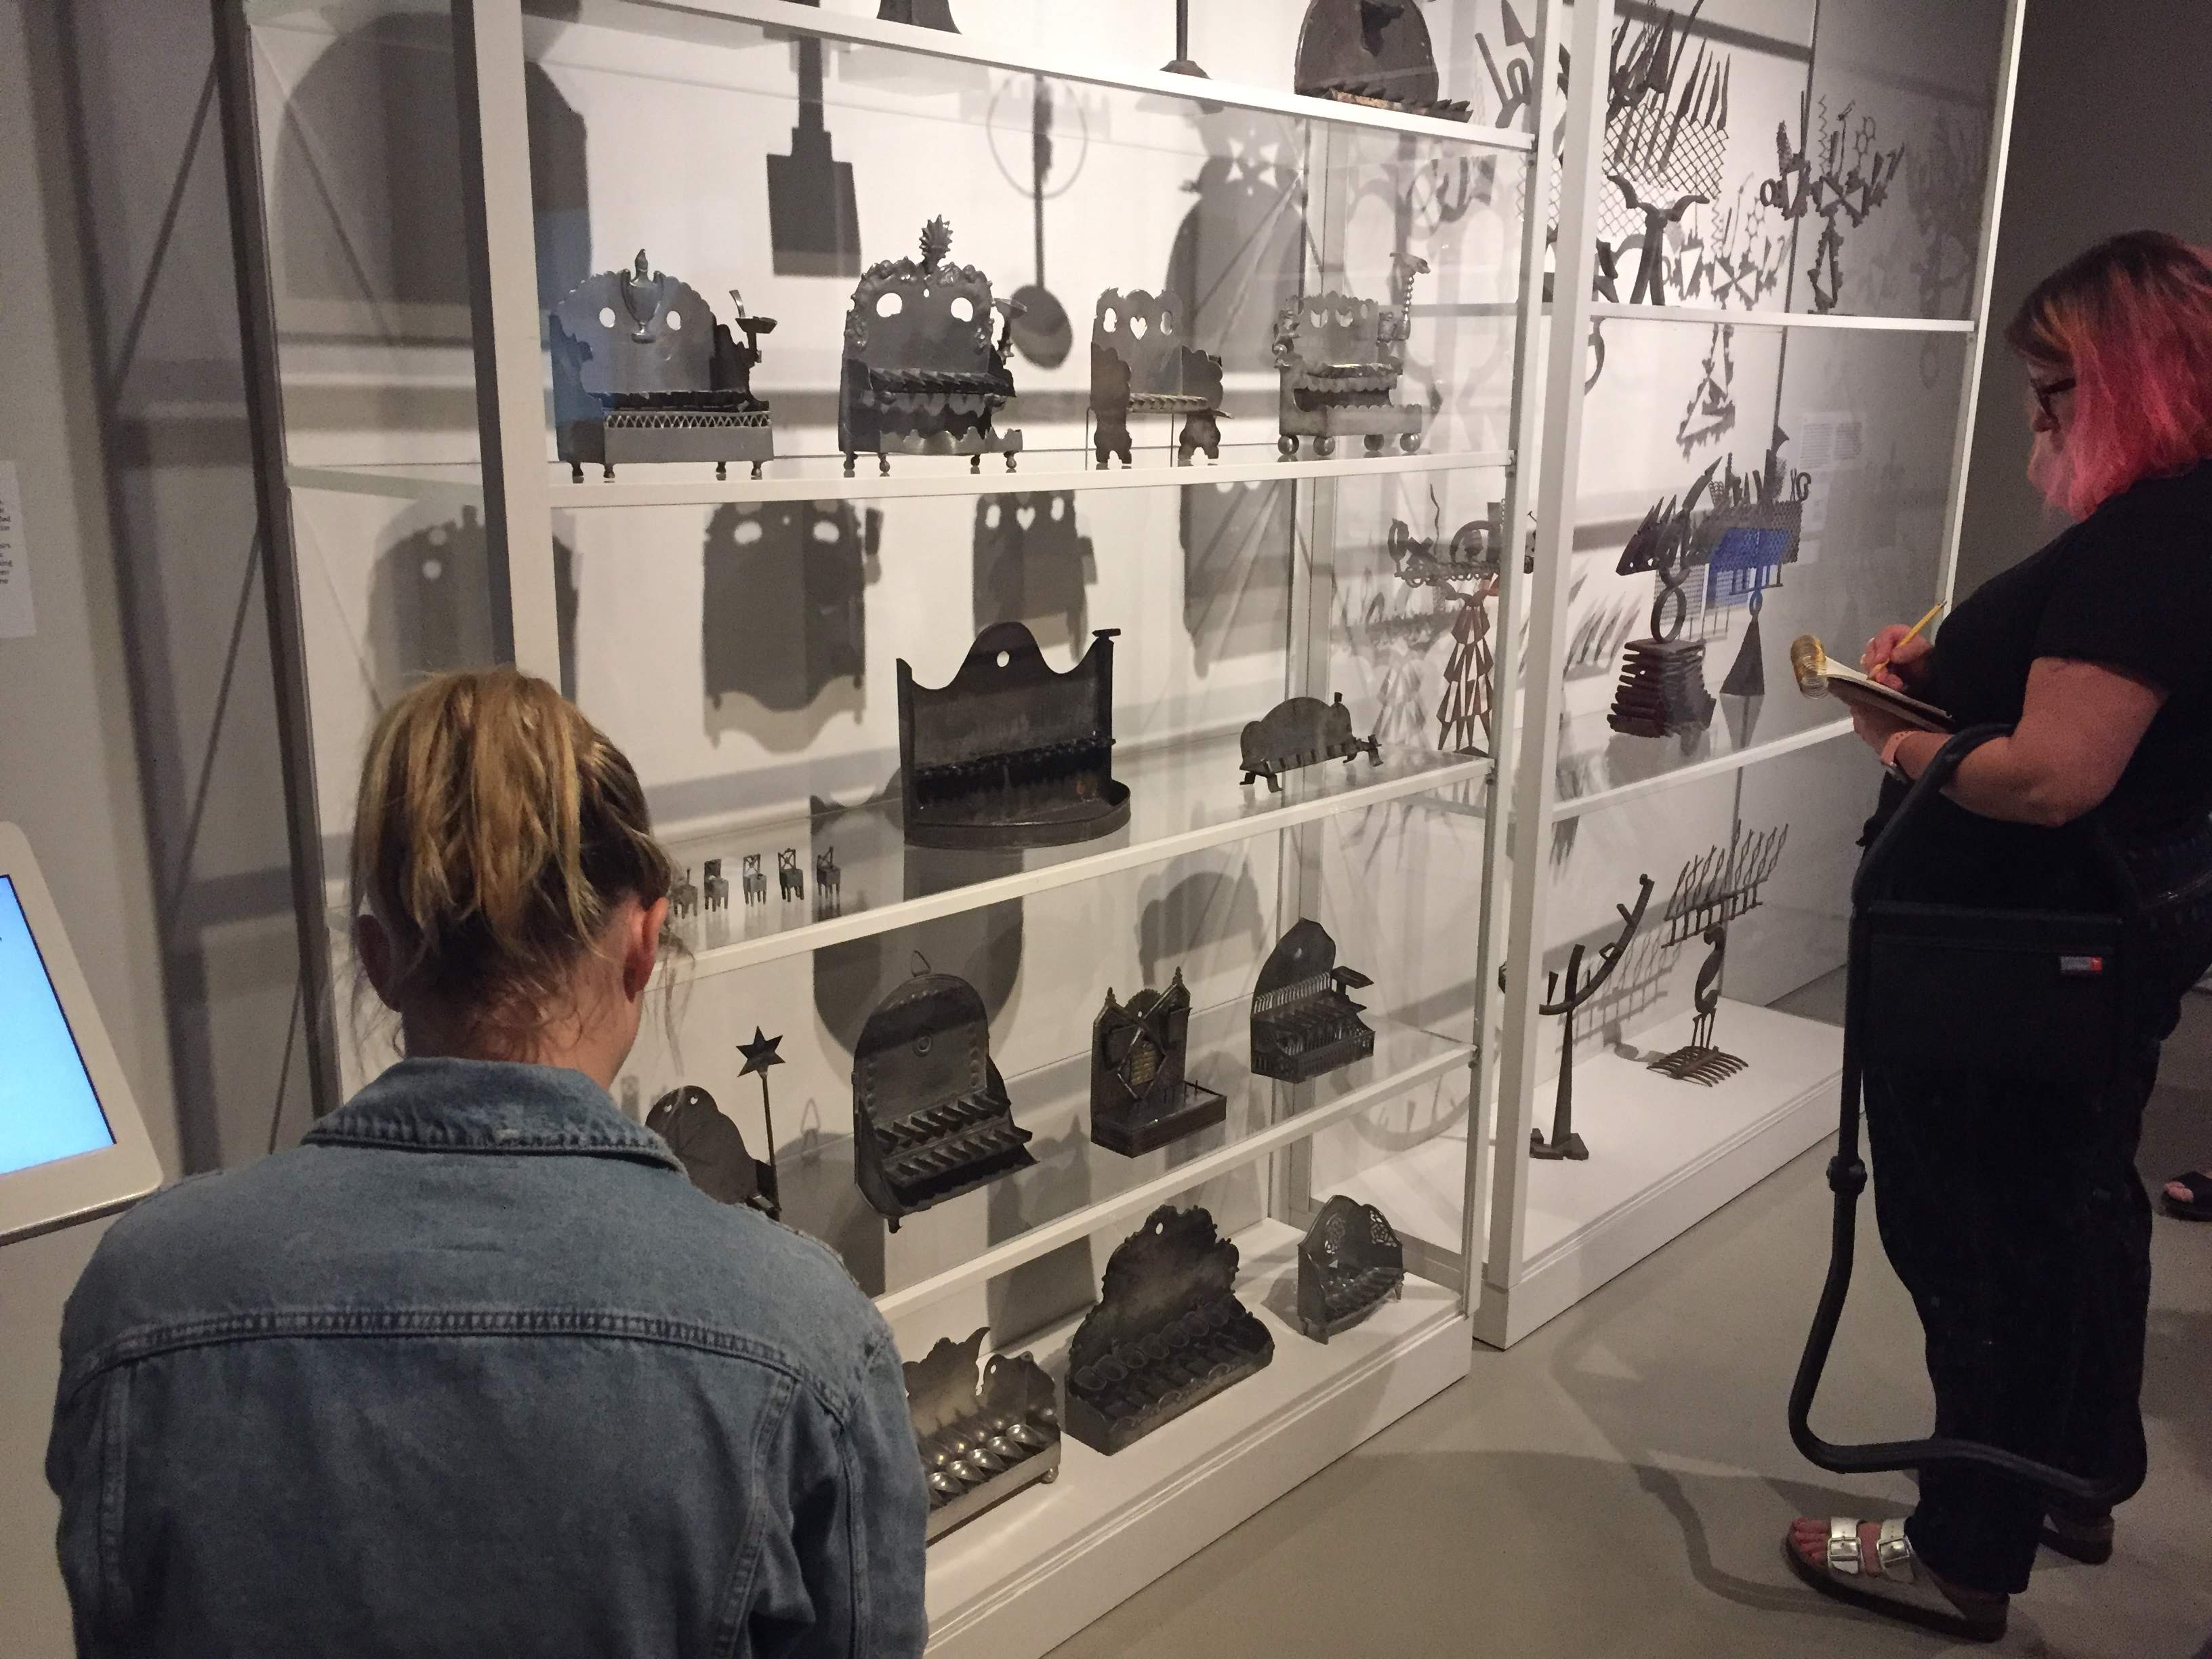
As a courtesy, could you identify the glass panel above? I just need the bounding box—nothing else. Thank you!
[1555,321,1969,806]
[1794,0,2009,320]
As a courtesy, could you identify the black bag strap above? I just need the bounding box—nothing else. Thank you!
[1790,722,2146,1508]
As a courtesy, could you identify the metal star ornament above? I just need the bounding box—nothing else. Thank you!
[737,1027,785,1077]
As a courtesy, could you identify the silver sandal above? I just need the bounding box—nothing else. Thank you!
[1784,1517,2008,1643]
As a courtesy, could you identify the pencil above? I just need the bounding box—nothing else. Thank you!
[1877,600,1946,670]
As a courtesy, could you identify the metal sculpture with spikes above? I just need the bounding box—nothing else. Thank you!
[1646,823,1787,1084]
[1597,1,1731,308]
[1525,875,1654,1161]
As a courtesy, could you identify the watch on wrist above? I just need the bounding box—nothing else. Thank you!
[1881,729,1913,783]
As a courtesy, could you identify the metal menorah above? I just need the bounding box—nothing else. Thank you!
[1658,822,1788,947]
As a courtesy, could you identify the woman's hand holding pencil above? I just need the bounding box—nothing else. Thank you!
[1861,602,1946,692]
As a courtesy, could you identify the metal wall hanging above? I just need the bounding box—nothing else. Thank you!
[853,962,1036,1230]
[1388,512,1504,755]
[1089,289,1226,468]
[1761,94,1904,314]
[1296,1195,1405,1340]
[1293,0,1471,120]
[1525,876,1653,1161]
[647,1078,780,1218]
[840,218,1023,476]
[1272,255,1429,459]
[1065,1205,1274,1455]
[1647,824,1786,1084]
[897,621,1130,849]
[1090,969,1227,1157]
[1240,692,1381,792]
[905,1329,1059,1543]
[1250,918,1375,1083]
[548,253,775,481]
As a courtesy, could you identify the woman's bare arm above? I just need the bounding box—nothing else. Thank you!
[1880,657,2167,826]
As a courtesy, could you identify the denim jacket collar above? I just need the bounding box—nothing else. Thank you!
[305,1057,682,1171]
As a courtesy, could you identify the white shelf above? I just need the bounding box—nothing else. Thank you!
[1586,302,1978,335]
[1335,999,1841,1349]
[920,1218,1468,1658]
[286,447,1514,510]
[652,728,1487,983]
[248,0,1534,150]
[1555,720,1853,822]
[871,1004,1471,1324]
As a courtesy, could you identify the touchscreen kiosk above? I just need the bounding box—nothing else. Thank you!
[0,823,161,1244]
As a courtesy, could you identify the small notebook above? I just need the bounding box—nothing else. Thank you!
[1790,635,1954,732]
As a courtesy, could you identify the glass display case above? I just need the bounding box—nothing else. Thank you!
[1474,0,2022,1347]
[216,1,1551,1653]
[218,0,2024,1644]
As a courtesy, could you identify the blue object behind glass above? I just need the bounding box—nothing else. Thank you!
[0,875,112,1174]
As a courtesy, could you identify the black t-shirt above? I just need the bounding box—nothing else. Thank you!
[1875,460,2212,908]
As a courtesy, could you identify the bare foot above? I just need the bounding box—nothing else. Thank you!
[1788,1516,2007,1611]
[2165,1170,2210,1206]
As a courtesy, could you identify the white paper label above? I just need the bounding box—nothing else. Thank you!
[0,462,34,640]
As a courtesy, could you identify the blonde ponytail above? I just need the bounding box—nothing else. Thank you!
[352,669,675,1048]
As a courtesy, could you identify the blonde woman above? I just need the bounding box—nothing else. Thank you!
[47,670,928,1656]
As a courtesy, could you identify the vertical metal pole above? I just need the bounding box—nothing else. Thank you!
[1272,121,1343,1231]
[1462,0,1561,1321]
[451,0,562,683]
[1934,0,2028,608]
[211,0,343,1118]
[1481,0,1612,1344]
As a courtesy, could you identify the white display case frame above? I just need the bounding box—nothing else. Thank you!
[1469,0,2028,1349]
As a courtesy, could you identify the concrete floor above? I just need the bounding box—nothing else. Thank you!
[1048,991,2212,1659]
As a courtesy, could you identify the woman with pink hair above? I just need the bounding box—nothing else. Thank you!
[1787,231,2212,1640]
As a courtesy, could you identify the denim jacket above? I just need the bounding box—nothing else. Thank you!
[46,1058,930,1658]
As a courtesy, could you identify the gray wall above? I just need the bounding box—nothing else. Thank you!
[0,0,310,1648]
[1955,0,2212,596]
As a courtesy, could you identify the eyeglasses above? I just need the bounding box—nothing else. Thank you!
[2030,375,2078,423]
